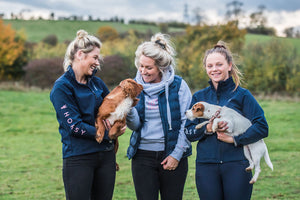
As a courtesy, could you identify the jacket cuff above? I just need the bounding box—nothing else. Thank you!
[170,148,184,161]
[204,129,214,135]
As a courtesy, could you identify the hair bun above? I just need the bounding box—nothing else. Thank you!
[151,33,167,46]
[77,30,88,39]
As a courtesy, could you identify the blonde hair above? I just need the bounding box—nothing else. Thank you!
[203,41,242,90]
[63,29,102,71]
[134,33,176,72]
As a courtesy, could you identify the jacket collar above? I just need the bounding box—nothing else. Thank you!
[66,65,97,84]
[208,76,236,93]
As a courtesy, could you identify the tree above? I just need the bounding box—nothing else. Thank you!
[192,7,206,25]
[242,39,300,94]
[176,21,246,89]
[247,5,275,35]
[50,12,55,20]
[249,5,267,28]
[284,27,294,38]
[159,23,168,33]
[225,1,244,24]
[97,26,119,42]
[0,19,26,79]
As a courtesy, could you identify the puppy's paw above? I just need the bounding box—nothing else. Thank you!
[195,121,209,129]
[212,124,218,133]
[245,167,252,172]
[195,124,203,129]
[249,178,256,184]
[95,132,104,143]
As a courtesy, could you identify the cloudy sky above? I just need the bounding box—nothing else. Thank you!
[1,0,300,36]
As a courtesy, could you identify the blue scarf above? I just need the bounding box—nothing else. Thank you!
[135,66,175,130]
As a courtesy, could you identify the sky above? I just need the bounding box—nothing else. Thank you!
[1,0,300,36]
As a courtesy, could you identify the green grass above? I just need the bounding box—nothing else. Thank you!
[3,20,182,43]
[0,90,299,199]
[5,19,300,57]
[245,33,300,52]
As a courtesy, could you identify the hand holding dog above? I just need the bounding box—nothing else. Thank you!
[217,132,234,143]
[103,119,127,140]
[207,121,233,143]
[215,121,234,143]
[161,155,179,171]
[206,121,228,133]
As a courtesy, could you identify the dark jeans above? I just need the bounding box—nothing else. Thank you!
[132,149,188,200]
[196,161,253,200]
[63,150,116,200]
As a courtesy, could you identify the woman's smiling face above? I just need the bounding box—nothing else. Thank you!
[81,47,100,76]
[138,55,162,83]
[205,52,232,89]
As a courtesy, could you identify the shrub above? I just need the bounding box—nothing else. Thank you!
[23,58,64,89]
[97,26,119,42]
[241,39,300,94]
[31,42,67,59]
[42,34,58,46]
[96,54,135,87]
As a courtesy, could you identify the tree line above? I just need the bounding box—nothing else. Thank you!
[0,19,299,95]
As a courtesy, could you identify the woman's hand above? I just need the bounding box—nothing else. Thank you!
[103,119,111,130]
[161,155,179,171]
[105,120,127,140]
[206,121,228,133]
[216,121,233,143]
[216,132,234,143]
[207,121,233,143]
[119,124,127,135]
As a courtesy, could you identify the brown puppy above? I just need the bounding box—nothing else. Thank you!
[95,78,143,149]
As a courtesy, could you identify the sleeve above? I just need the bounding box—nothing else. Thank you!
[126,108,141,131]
[169,80,192,161]
[234,90,269,146]
[184,94,208,142]
[50,84,97,140]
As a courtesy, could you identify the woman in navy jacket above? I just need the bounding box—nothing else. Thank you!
[50,30,126,200]
[185,41,269,200]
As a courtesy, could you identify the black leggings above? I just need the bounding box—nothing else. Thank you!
[132,149,188,200]
[63,150,116,200]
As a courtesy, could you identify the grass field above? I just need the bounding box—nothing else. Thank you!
[4,19,300,56]
[245,34,300,52]
[0,90,299,199]
[3,19,183,43]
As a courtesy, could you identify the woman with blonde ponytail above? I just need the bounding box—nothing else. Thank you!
[126,33,192,200]
[50,30,126,200]
[185,41,269,200]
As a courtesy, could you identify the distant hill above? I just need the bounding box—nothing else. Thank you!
[4,19,183,42]
[4,19,300,53]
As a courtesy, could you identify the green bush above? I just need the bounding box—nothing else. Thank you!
[32,42,67,59]
[42,34,58,46]
[241,39,300,94]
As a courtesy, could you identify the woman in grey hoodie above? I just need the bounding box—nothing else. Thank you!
[126,33,192,200]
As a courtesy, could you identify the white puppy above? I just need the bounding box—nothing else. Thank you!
[185,101,273,184]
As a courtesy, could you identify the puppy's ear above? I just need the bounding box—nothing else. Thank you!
[129,79,143,97]
[197,104,204,112]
